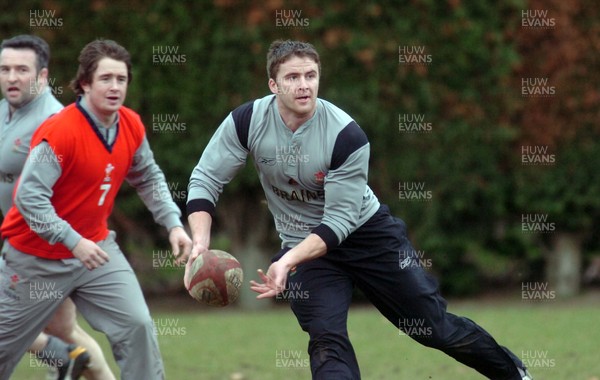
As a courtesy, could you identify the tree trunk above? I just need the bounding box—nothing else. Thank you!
[546,232,582,298]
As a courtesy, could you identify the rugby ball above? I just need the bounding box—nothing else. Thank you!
[186,250,243,307]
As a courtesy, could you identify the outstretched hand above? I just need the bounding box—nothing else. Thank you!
[249,260,290,299]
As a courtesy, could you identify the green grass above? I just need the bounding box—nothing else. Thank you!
[12,293,600,379]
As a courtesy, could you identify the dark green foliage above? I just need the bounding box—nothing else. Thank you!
[1,0,597,296]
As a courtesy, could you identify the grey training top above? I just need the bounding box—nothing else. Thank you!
[187,94,380,250]
[0,87,62,216]
[10,97,182,250]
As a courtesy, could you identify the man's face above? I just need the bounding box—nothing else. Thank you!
[0,48,46,112]
[82,57,128,123]
[269,55,319,119]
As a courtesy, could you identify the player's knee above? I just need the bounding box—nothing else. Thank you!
[306,321,351,353]
[305,318,339,340]
[44,319,76,340]
[409,331,447,348]
[123,312,155,337]
[402,319,451,348]
[45,301,77,339]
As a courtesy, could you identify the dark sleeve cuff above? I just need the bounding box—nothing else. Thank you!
[186,199,216,218]
[312,224,340,251]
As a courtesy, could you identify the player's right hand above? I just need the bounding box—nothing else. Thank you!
[72,238,110,270]
[184,241,209,289]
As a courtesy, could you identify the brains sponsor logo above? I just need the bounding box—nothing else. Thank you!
[271,185,324,203]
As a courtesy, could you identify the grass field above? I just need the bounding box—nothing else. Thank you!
[12,291,600,379]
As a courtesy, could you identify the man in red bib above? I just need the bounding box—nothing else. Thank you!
[0,39,191,379]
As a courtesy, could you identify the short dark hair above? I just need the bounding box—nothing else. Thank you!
[266,40,320,80]
[0,34,50,72]
[70,39,132,95]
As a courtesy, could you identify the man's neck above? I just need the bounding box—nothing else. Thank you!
[81,96,116,128]
[277,102,315,132]
[97,114,116,129]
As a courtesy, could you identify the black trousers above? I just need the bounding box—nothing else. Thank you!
[275,205,524,380]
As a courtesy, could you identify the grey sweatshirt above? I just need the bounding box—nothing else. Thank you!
[187,94,380,250]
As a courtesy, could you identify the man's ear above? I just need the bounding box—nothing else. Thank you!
[268,78,279,95]
[37,67,49,85]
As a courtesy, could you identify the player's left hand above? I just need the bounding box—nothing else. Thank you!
[168,226,192,266]
[249,260,289,299]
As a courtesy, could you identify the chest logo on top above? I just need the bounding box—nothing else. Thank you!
[314,171,325,184]
[258,157,276,166]
[12,138,22,152]
[2,273,20,301]
[104,163,115,182]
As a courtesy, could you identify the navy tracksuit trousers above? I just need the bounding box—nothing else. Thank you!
[275,205,524,380]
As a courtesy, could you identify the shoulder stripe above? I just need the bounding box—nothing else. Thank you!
[231,100,254,150]
[331,121,368,170]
